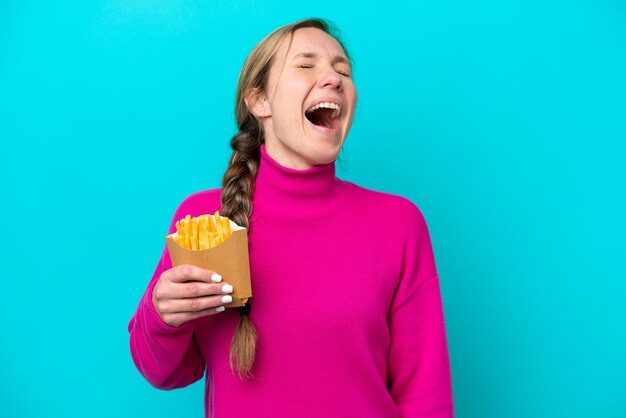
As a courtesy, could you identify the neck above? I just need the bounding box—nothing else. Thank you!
[252,144,342,214]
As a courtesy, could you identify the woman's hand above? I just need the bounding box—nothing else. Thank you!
[152,264,234,327]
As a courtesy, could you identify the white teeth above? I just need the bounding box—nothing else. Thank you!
[305,102,341,119]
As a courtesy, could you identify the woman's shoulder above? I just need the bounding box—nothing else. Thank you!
[176,188,223,212]
[342,183,429,239]
[342,181,427,225]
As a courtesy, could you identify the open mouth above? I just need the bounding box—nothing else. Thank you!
[305,102,341,129]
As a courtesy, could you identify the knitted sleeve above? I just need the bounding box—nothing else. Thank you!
[387,204,454,417]
[128,196,210,390]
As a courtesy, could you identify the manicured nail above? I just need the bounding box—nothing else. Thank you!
[211,273,222,283]
[221,284,233,293]
[221,295,233,304]
[215,306,225,312]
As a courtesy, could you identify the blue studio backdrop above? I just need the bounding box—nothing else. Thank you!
[1,1,624,417]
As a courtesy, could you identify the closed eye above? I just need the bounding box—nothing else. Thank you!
[335,64,352,77]
[297,63,350,77]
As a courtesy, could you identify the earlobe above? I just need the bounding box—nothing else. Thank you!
[245,88,271,118]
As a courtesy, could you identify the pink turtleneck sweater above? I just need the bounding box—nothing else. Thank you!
[129,145,454,417]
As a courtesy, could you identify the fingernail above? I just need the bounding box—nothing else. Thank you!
[221,284,233,293]
[221,295,233,304]
[215,306,225,312]
[211,273,222,283]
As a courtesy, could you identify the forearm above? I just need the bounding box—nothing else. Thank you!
[128,265,205,389]
[388,277,454,417]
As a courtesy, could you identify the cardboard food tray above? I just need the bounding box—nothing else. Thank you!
[166,220,252,308]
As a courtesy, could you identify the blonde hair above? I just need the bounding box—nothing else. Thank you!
[220,18,348,379]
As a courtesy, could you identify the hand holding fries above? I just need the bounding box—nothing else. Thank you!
[152,264,235,327]
[160,211,252,320]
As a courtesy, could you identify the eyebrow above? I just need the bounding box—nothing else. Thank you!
[291,52,351,67]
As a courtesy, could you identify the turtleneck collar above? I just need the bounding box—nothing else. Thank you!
[252,144,343,213]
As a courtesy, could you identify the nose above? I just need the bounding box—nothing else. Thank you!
[319,65,342,91]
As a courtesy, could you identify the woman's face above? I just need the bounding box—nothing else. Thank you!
[251,27,357,170]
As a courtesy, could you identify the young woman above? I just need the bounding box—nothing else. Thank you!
[129,18,454,417]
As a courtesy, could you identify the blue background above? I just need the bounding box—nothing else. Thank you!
[1,1,625,417]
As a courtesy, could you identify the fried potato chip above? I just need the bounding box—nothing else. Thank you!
[170,213,235,250]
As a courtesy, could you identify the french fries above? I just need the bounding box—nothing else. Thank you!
[170,211,233,251]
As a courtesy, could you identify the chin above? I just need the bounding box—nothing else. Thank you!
[304,142,342,166]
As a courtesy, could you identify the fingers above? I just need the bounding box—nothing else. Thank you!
[156,294,233,327]
[153,265,235,327]
[154,280,234,300]
[157,294,233,316]
[165,264,223,284]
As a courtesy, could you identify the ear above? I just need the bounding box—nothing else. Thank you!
[244,88,271,118]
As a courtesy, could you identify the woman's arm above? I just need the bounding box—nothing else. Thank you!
[387,206,454,417]
[128,248,206,390]
[128,191,225,388]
